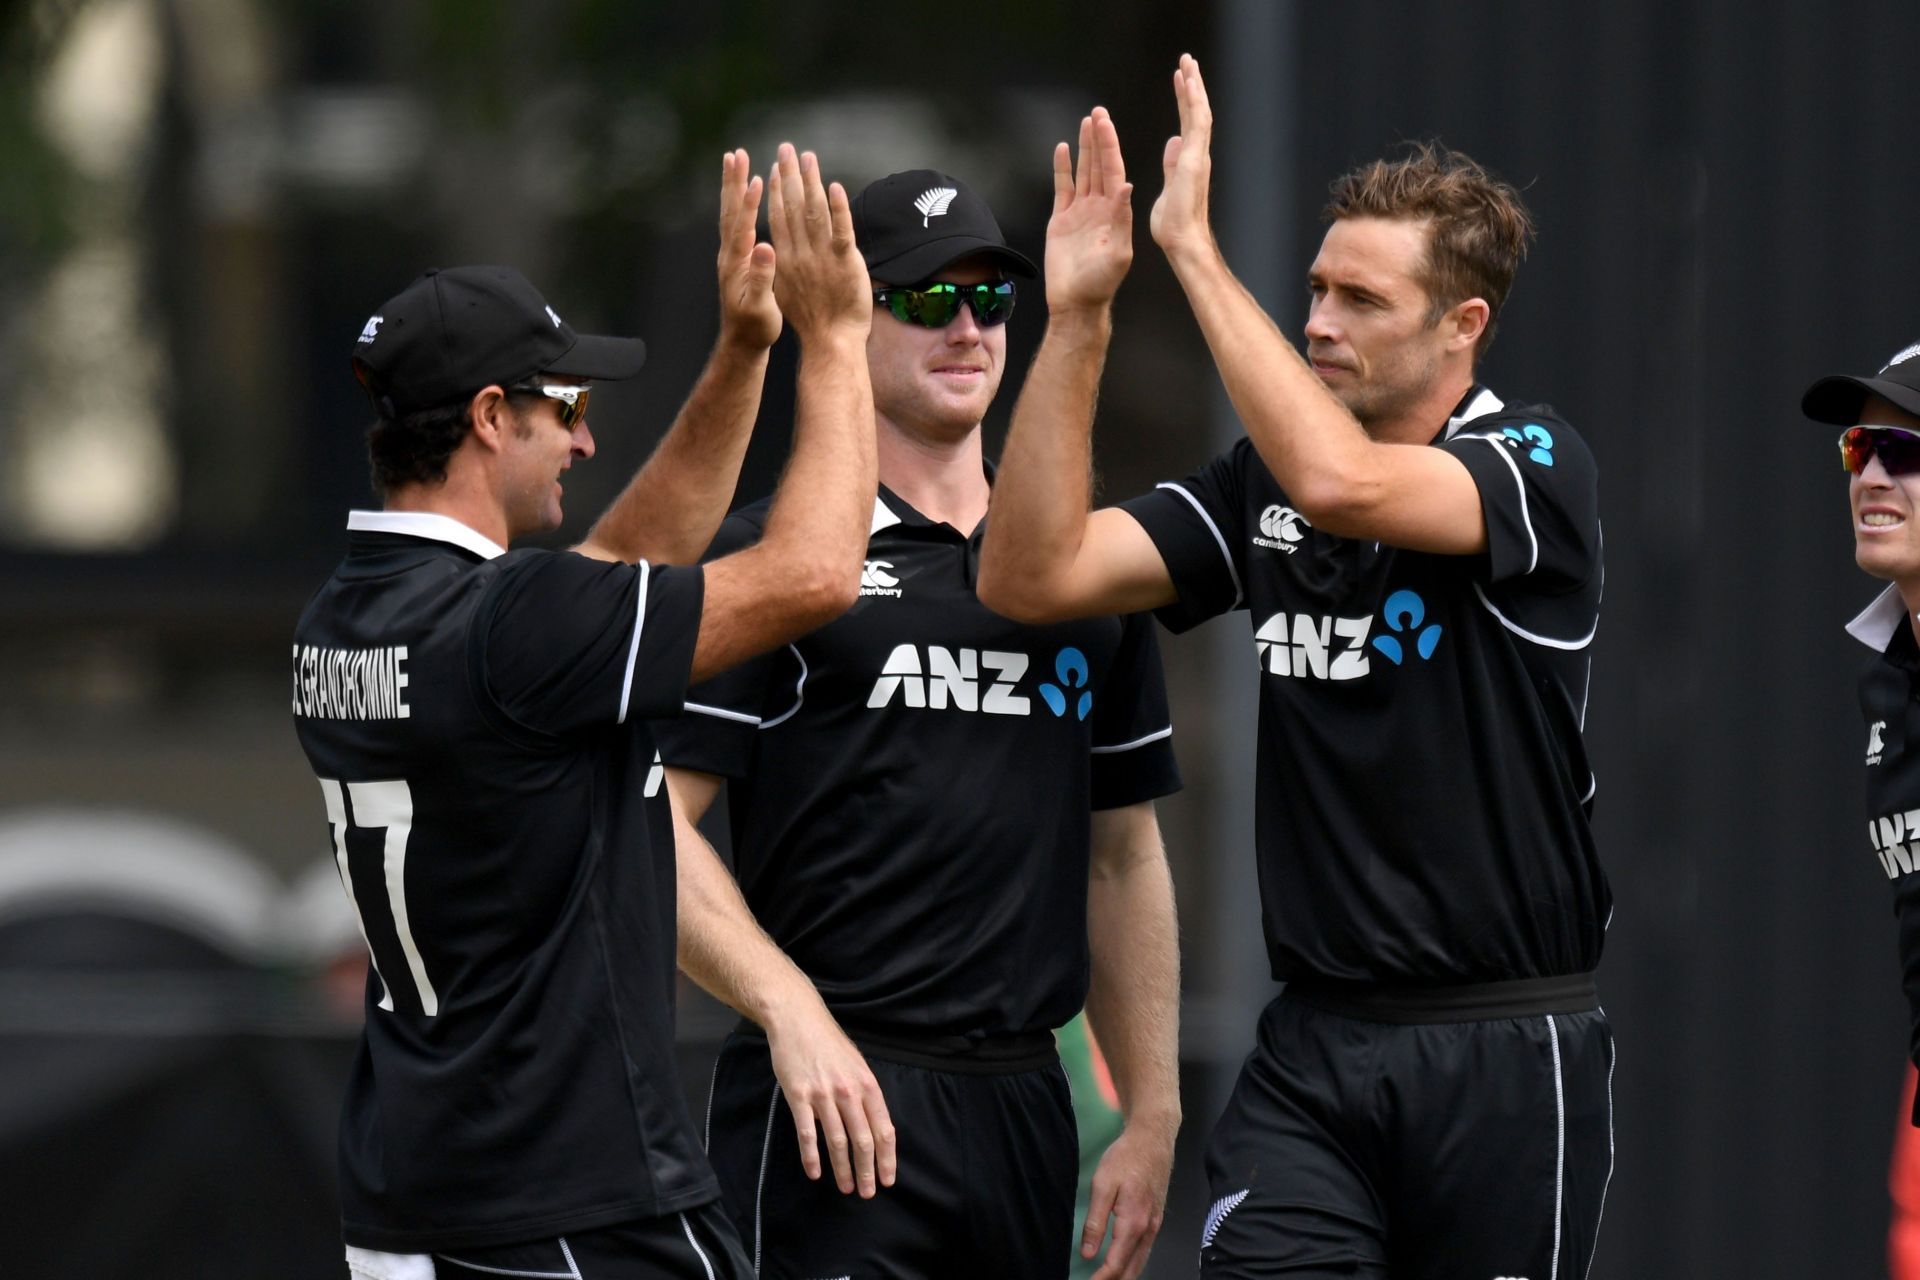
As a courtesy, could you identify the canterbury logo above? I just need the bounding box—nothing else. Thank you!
[545,305,564,328]
[357,315,383,344]
[859,560,903,598]
[914,187,957,226]
[1253,504,1306,550]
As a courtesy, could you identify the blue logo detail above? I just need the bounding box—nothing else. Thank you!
[1040,647,1093,720]
[1501,422,1555,467]
[1370,590,1442,665]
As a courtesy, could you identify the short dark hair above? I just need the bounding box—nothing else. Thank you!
[1323,142,1535,360]
[366,400,471,498]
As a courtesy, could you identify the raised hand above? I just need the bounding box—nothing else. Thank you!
[765,143,871,342]
[1150,53,1217,259]
[1046,106,1135,314]
[717,148,781,350]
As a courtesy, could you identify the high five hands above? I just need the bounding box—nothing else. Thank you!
[1046,107,1134,315]
[1150,52,1217,260]
[1049,52,1218,316]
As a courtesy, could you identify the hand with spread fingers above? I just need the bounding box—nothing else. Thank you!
[766,1000,898,1199]
[764,143,871,341]
[1150,52,1218,261]
[716,148,781,351]
[1081,1120,1175,1280]
[1046,106,1135,316]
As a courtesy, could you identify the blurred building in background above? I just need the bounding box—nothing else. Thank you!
[3,1,1918,1275]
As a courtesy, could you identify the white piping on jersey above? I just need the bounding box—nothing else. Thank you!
[1465,434,1539,574]
[680,1213,717,1280]
[431,1246,579,1277]
[617,561,651,725]
[757,646,809,730]
[703,1056,721,1150]
[1443,386,1506,438]
[1471,583,1597,651]
[1155,482,1243,609]
[1848,583,1906,651]
[686,701,763,726]
[1090,725,1174,755]
[1585,1018,1617,1280]
[1580,773,1597,804]
[870,495,903,535]
[1547,1013,1567,1280]
[347,509,506,560]
[754,1083,782,1276]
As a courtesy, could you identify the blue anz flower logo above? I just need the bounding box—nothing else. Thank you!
[1371,590,1442,665]
[1040,647,1093,720]
[1501,422,1555,466]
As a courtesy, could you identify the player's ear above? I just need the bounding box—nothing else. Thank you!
[467,386,511,454]
[1445,297,1490,354]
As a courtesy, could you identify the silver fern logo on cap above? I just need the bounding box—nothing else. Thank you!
[1883,342,1920,373]
[913,186,957,227]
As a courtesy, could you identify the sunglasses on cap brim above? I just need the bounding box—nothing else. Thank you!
[509,381,592,429]
[873,280,1016,328]
[1840,425,1920,477]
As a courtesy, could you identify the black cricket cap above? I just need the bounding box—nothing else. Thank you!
[851,170,1037,286]
[1803,341,1920,424]
[350,265,646,417]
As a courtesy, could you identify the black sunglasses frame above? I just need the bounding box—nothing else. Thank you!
[873,280,1017,329]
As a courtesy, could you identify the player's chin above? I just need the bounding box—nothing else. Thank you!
[1855,536,1920,581]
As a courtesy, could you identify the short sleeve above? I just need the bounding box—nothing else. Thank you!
[1439,412,1600,590]
[478,549,704,738]
[1118,440,1253,633]
[653,512,783,780]
[1088,612,1181,810]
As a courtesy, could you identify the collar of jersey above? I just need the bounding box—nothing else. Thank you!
[347,509,507,560]
[873,459,997,538]
[1848,583,1910,653]
[1439,383,1505,442]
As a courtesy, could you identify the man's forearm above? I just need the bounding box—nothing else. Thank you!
[1085,812,1182,1136]
[976,309,1111,613]
[756,331,875,576]
[582,334,771,564]
[677,815,824,1030]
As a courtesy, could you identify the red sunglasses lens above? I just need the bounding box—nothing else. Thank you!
[1842,427,1920,476]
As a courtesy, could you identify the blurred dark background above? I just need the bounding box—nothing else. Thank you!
[2,1,1915,1275]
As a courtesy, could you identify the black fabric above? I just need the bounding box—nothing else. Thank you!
[655,487,1180,1038]
[1118,386,1607,986]
[424,1202,752,1279]
[292,520,714,1251]
[703,1031,1077,1279]
[1198,992,1614,1279]
[1857,618,1920,1093]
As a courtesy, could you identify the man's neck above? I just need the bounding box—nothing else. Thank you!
[876,415,990,533]
[383,476,510,547]
[1362,372,1479,446]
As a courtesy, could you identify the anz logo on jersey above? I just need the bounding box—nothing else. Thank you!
[1253,590,1444,682]
[1870,807,1920,880]
[865,644,1094,719]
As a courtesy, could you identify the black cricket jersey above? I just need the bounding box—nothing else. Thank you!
[1850,585,1920,1110]
[290,511,715,1251]
[1120,386,1607,986]
[654,486,1180,1041]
